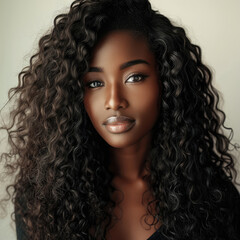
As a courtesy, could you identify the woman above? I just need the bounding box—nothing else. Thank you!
[0,0,239,239]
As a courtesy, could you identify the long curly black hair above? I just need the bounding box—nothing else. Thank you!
[0,0,239,239]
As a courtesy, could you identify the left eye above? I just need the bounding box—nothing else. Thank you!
[126,74,148,83]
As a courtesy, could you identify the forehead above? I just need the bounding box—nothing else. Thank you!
[90,30,156,67]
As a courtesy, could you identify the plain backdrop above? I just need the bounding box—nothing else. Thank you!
[0,0,240,239]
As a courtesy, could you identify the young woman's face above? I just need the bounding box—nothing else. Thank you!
[83,30,161,148]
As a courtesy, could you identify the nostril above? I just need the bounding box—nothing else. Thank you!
[104,98,128,111]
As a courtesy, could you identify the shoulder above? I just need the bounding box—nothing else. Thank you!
[219,178,240,237]
[220,178,240,206]
[213,170,240,206]
[15,195,28,240]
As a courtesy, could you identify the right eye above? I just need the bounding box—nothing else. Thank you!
[85,81,104,88]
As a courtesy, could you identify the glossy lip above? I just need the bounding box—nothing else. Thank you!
[102,116,135,125]
[103,116,136,134]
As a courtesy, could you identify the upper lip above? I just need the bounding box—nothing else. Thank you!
[103,115,135,125]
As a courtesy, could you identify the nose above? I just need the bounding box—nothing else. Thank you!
[104,83,128,110]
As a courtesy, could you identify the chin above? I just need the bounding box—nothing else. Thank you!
[106,139,134,149]
[103,132,150,149]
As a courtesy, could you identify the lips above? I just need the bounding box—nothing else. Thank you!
[103,116,136,134]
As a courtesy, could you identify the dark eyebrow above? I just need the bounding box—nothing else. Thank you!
[120,59,149,70]
[88,66,103,72]
[88,59,149,72]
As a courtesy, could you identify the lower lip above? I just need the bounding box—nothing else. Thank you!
[104,121,136,134]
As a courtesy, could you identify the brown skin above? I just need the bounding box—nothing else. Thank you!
[83,30,162,240]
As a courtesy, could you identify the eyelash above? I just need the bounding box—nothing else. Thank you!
[85,74,148,89]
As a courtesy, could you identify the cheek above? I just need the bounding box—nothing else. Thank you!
[133,82,160,116]
[83,95,102,124]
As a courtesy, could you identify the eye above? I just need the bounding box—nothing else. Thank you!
[85,80,104,88]
[126,74,148,83]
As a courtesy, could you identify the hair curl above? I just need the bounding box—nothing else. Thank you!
[0,0,239,239]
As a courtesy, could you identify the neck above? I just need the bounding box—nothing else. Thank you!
[107,132,152,183]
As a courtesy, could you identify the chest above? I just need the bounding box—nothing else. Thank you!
[105,183,161,240]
